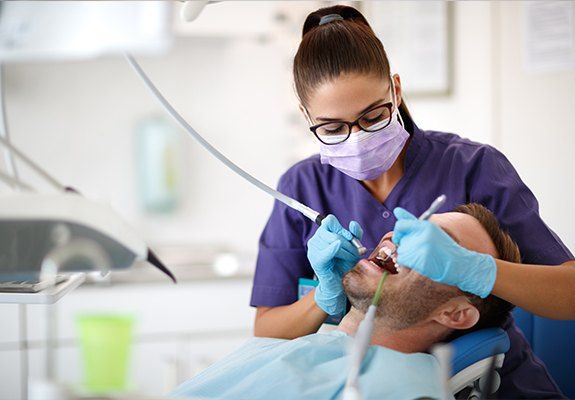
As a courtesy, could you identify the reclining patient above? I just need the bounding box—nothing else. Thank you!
[172,204,519,399]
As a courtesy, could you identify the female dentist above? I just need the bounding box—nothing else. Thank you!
[250,5,574,398]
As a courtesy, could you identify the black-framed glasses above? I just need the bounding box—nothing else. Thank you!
[309,103,394,145]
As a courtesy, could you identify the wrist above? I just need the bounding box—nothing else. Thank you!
[314,284,346,315]
[460,252,497,298]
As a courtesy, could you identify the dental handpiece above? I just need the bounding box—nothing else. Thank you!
[126,54,367,256]
[315,214,367,256]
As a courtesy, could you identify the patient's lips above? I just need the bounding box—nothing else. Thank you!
[368,246,398,275]
[368,256,398,274]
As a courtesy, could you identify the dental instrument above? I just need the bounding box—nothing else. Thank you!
[0,135,177,283]
[373,194,447,268]
[125,54,367,256]
[0,192,177,283]
[343,194,447,400]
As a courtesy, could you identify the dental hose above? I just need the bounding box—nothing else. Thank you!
[343,195,447,400]
[342,271,389,400]
[125,54,366,256]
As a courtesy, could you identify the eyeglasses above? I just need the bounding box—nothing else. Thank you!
[309,102,394,145]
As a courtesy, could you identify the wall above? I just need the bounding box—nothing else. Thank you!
[3,37,294,257]
[404,1,575,252]
[496,2,575,252]
[406,2,496,145]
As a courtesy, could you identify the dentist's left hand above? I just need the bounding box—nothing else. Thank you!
[392,207,497,298]
[307,215,364,315]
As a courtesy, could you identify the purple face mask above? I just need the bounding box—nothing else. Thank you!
[319,111,409,181]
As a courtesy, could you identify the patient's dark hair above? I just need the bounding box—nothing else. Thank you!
[448,203,520,339]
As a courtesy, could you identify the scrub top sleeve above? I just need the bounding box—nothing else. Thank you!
[250,174,313,308]
[469,146,573,265]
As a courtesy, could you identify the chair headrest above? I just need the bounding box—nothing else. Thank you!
[448,328,510,375]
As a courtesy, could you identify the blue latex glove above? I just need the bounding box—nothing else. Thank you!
[391,207,497,298]
[307,215,364,315]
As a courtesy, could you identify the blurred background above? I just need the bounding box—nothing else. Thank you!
[0,1,574,398]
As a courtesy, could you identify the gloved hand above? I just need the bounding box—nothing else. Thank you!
[307,215,364,315]
[391,207,497,298]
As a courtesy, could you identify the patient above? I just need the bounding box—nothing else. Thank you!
[172,204,520,399]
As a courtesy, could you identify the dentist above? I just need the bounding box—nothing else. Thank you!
[250,5,574,398]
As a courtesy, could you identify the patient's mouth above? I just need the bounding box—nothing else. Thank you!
[367,244,399,274]
[368,256,398,274]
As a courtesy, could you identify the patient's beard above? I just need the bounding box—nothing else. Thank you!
[342,271,458,330]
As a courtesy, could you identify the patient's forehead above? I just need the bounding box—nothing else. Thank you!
[430,212,498,258]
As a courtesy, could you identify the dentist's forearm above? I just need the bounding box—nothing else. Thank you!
[254,289,327,339]
[492,260,575,319]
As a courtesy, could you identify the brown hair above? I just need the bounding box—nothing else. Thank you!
[453,203,520,334]
[293,5,412,121]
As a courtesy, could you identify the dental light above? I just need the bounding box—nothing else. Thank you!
[0,135,176,283]
[180,0,210,22]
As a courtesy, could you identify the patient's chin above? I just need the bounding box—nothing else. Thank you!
[344,264,456,330]
[343,270,377,313]
[344,265,376,292]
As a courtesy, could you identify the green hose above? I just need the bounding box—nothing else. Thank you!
[371,271,389,307]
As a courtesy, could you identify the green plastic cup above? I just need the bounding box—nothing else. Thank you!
[76,314,134,393]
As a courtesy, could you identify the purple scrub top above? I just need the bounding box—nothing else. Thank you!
[251,117,573,398]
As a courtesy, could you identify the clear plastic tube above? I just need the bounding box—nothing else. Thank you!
[0,135,63,191]
[125,54,321,223]
[0,65,19,181]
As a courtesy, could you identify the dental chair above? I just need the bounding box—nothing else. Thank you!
[450,309,575,400]
[448,328,510,399]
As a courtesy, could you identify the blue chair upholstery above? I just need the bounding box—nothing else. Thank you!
[450,328,510,375]
[513,308,575,398]
[447,328,510,398]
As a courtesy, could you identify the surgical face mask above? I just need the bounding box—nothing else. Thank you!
[319,109,409,181]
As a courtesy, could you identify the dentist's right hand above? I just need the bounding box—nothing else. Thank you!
[307,215,364,315]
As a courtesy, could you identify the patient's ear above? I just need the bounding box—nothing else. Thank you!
[431,297,480,330]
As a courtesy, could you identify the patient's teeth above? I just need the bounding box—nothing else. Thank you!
[379,246,392,258]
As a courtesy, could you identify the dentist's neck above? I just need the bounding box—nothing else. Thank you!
[361,141,409,203]
[337,307,440,353]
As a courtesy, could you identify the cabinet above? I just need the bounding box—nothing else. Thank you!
[0,279,255,398]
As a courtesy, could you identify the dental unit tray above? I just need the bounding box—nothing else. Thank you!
[0,192,176,283]
[0,124,175,284]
